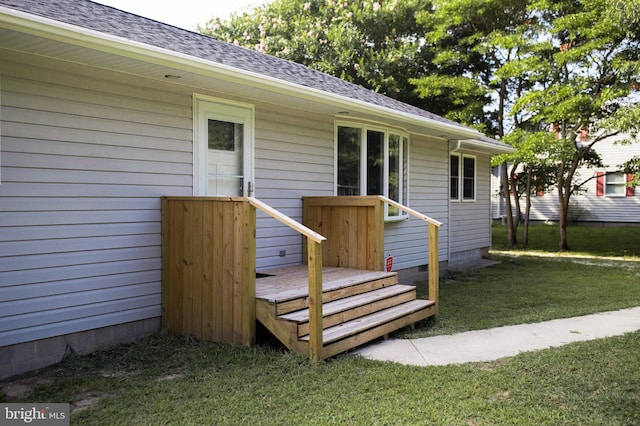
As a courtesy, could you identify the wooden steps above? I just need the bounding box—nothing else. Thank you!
[255,266,436,359]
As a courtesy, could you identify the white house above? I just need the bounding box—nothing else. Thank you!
[492,135,639,225]
[0,0,513,378]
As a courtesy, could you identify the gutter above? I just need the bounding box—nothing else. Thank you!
[0,6,511,152]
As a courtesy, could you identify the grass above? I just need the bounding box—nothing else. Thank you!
[2,225,639,425]
[404,224,640,337]
[4,332,639,425]
[491,223,640,257]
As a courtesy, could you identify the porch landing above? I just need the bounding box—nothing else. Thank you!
[256,265,397,303]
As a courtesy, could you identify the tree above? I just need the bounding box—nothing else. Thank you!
[199,0,437,111]
[414,0,539,247]
[205,0,640,251]
[512,0,640,250]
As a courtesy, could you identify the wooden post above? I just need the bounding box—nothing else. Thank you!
[307,239,323,362]
[428,223,439,319]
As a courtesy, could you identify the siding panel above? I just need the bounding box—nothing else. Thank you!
[0,52,191,346]
[384,135,449,270]
[449,153,492,258]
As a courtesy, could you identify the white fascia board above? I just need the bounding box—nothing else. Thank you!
[0,6,501,145]
[459,139,516,154]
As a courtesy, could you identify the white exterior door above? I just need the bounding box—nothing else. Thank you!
[194,96,254,196]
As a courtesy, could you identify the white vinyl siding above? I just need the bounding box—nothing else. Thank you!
[0,52,193,347]
[383,135,449,270]
[254,106,334,269]
[449,153,492,257]
[523,136,639,224]
[1,47,499,351]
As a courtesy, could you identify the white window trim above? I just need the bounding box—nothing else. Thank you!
[604,171,627,198]
[450,153,476,202]
[334,121,410,220]
[193,94,255,197]
[462,154,477,202]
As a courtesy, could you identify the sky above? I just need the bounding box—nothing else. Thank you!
[93,0,273,31]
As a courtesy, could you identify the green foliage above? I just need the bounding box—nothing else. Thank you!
[199,0,435,109]
[623,156,640,186]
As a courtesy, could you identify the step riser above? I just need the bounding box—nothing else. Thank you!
[275,275,398,315]
[296,290,417,337]
[255,266,436,360]
[321,306,436,359]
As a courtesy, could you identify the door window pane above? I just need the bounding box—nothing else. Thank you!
[207,119,244,196]
[208,119,236,151]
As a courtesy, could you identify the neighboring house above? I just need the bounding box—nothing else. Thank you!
[491,135,639,225]
[0,0,513,378]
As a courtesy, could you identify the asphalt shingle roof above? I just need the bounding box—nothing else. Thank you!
[1,0,506,147]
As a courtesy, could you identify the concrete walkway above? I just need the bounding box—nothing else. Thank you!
[353,306,640,366]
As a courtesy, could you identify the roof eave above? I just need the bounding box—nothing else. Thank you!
[458,139,516,154]
[0,6,509,151]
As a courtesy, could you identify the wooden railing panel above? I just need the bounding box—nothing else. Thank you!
[303,195,441,319]
[162,197,255,346]
[303,196,384,270]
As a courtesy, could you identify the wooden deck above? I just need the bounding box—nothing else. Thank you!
[255,265,436,359]
[162,196,440,361]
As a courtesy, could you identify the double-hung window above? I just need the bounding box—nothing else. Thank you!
[605,172,626,196]
[450,154,476,201]
[597,171,635,197]
[336,123,408,219]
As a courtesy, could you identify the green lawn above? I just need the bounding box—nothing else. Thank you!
[404,224,640,337]
[2,225,639,425]
[491,223,640,257]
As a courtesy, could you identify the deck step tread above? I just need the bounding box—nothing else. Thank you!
[256,266,396,302]
[300,299,434,345]
[279,285,416,323]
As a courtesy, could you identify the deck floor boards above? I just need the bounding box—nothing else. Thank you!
[255,265,396,302]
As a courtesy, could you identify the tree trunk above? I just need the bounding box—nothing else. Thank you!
[501,161,517,248]
[523,165,532,247]
[557,173,571,251]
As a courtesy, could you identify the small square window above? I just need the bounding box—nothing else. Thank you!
[605,172,626,196]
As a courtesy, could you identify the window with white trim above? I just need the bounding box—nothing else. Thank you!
[450,154,476,201]
[336,123,408,218]
[605,172,627,196]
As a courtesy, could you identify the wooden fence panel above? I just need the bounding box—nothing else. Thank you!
[303,196,384,271]
[161,197,256,346]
